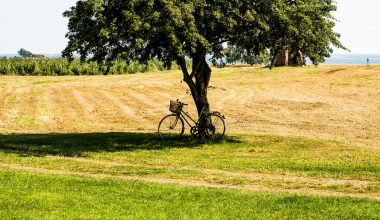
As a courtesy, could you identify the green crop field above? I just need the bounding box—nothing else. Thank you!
[0,58,173,75]
[0,65,379,219]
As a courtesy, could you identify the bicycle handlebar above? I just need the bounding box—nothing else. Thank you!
[176,99,188,106]
[176,99,209,107]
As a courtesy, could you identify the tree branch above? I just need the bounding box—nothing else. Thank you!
[178,56,195,87]
[190,48,207,78]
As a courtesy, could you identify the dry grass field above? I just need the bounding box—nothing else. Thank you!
[0,65,379,147]
[0,65,379,218]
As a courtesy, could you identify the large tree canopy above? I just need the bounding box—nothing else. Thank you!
[63,0,345,116]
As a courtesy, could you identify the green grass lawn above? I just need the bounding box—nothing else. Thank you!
[1,133,378,178]
[0,133,379,198]
[1,168,379,220]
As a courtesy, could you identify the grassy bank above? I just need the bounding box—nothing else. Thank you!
[0,169,378,220]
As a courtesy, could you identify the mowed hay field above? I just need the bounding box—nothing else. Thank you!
[0,65,379,147]
[0,65,379,219]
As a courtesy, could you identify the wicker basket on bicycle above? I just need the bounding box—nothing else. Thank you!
[169,100,182,113]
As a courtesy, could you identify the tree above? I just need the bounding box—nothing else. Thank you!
[261,0,348,68]
[62,0,344,117]
[18,48,33,57]
[222,44,269,66]
[225,44,243,65]
[18,48,45,58]
[63,0,274,114]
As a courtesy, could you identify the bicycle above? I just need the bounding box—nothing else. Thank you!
[158,100,226,140]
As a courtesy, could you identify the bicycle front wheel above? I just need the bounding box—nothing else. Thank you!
[207,114,226,140]
[158,114,184,140]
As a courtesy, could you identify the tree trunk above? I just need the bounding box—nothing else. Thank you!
[270,51,279,70]
[289,50,305,66]
[276,49,289,66]
[177,49,216,139]
[193,57,211,116]
[178,50,211,117]
[274,48,305,67]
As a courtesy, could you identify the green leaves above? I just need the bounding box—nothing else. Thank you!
[264,0,347,65]
[62,0,345,66]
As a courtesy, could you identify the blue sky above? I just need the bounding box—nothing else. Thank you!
[0,0,379,54]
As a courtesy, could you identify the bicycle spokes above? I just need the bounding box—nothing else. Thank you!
[169,117,179,129]
[158,114,184,140]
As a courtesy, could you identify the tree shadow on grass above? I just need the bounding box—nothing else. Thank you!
[0,132,240,157]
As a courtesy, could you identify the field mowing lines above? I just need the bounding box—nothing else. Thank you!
[144,85,182,100]
[98,90,136,117]
[0,161,378,201]
[97,87,160,130]
[2,87,24,127]
[91,89,145,128]
[134,84,199,110]
[126,87,168,117]
[143,87,173,100]
[0,88,11,123]
[69,87,134,129]
[12,87,39,128]
[72,89,97,123]
[41,86,70,130]
[50,86,87,129]
[36,86,54,124]
[128,87,161,107]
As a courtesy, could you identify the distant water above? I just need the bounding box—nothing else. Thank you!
[323,54,380,64]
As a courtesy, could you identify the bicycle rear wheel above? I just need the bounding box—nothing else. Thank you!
[206,114,225,140]
[158,114,184,140]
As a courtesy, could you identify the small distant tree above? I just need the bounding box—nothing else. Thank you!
[225,45,243,65]
[18,48,45,58]
[243,49,270,66]
[223,44,269,66]
[18,48,33,57]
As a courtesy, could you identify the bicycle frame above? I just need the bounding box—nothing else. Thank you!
[178,110,197,128]
[177,105,207,129]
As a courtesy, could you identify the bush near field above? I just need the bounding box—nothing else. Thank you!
[0,57,181,76]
